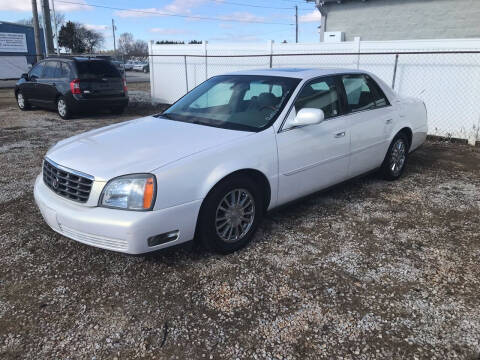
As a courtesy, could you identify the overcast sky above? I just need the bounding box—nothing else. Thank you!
[0,0,323,49]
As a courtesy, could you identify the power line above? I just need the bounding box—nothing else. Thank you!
[54,0,295,25]
[209,0,311,11]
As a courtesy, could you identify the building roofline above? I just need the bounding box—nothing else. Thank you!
[0,21,40,29]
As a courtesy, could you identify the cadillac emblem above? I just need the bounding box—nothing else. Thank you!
[52,177,59,190]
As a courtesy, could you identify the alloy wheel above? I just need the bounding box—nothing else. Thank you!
[17,93,25,108]
[215,188,255,243]
[390,138,406,176]
[57,99,67,117]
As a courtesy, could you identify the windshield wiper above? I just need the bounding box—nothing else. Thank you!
[158,113,173,120]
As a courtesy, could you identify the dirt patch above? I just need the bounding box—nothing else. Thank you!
[0,101,479,359]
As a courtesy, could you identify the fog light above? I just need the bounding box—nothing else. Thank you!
[147,230,179,247]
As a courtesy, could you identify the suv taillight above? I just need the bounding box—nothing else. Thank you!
[122,78,128,93]
[70,79,81,94]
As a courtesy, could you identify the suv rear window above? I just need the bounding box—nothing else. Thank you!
[75,61,121,79]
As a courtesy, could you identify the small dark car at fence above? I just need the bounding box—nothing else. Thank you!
[15,57,129,119]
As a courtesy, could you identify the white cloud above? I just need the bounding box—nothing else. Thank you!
[115,0,209,18]
[114,8,162,18]
[218,23,232,29]
[164,0,208,14]
[299,9,322,23]
[219,12,264,23]
[85,24,109,31]
[0,0,90,12]
[150,28,189,35]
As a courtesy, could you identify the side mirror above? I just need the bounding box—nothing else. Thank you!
[291,108,325,128]
[21,73,29,80]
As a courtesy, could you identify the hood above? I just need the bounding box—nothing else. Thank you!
[47,116,252,181]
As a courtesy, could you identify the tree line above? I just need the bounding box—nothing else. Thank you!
[16,16,203,57]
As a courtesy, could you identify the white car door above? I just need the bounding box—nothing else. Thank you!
[276,76,350,205]
[340,74,395,177]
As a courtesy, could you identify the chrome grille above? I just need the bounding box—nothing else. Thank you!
[43,159,94,203]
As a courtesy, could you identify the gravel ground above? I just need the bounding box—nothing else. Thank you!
[1,87,480,359]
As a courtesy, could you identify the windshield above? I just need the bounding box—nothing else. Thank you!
[159,75,301,132]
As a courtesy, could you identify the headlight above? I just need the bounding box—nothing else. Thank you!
[100,174,156,211]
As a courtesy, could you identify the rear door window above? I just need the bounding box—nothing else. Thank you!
[76,60,121,79]
[55,62,70,78]
[366,76,390,107]
[341,75,376,112]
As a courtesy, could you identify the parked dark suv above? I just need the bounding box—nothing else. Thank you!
[15,57,129,119]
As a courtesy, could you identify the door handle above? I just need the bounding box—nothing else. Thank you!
[334,131,346,138]
[385,119,393,124]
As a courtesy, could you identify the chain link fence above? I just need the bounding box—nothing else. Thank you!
[149,50,480,144]
[2,50,479,144]
[0,53,147,85]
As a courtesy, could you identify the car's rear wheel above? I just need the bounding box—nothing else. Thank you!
[198,176,264,254]
[17,91,30,110]
[381,132,409,180]
[57,96,71,119]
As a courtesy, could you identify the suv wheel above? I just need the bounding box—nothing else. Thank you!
[198,176,264,254]
[57,96,71,119]
[17,91,30,110]
[381,132,409,180]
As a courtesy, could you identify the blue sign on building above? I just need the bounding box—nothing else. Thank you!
[0,21,46,79]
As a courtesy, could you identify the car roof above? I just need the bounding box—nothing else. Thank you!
[225,67,365,79]
[44,56,112,63]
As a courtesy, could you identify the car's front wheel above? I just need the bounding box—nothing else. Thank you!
[198,176,264,254]
[381,132,409,180]
[57,96,71,119]
[17,91,30,110]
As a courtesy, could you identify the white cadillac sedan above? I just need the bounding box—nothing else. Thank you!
[34,68,427,254]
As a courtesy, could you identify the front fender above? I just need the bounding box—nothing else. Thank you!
[152,128,278,211]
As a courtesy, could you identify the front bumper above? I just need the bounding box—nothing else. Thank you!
[34,175,202,254]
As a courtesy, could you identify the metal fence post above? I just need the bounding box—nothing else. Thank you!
[392,53,399,90]
[268,40,273,68]
[354,36,361,69]
[184,55,189,92]
[148,40,155,101]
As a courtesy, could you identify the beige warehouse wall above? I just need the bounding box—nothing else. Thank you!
[325,0,480,41]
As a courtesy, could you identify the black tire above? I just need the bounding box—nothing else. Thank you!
[110,106,126,115]
[198,175,264,254]
[16,91,31,110]
[381,132,410,181]
[57,96,71,119]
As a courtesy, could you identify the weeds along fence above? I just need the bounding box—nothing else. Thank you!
[148,40,480,144]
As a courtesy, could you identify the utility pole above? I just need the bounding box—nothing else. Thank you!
[41,0,55,55]
[295,5,298,43]
[112,19,117,55]
[31,0,43,62]
[51,0,60,54]
[307,0,327,42]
